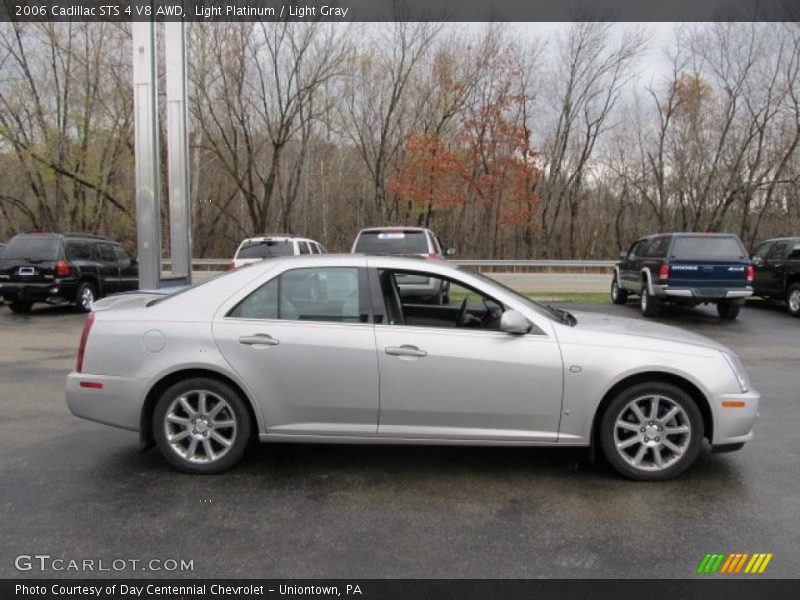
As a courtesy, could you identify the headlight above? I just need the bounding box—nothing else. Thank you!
[722,351,750,393]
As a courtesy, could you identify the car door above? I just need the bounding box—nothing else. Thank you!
[212,262,380,436]
[751,242,774,295]
[372,267,563,442]
[95,242,120,295]
[113,245,139,292]
[764,241,790,295]
[620,240,646,291]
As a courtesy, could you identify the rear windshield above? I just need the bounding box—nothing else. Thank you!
[2,235,61,261]
[354,231,429,254]
[236,240,294,259]
[670,236,746,261]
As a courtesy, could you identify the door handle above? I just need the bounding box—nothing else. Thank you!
[385,345,427,358]
[239,334,280,347]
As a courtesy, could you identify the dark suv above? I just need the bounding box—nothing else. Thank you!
[0,232,138,313]
[751,237,800,317]
[611,233,753,319]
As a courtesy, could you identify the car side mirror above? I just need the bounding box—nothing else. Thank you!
[500,310,531,335]
[619,251,627,260]
[445,247,457,257]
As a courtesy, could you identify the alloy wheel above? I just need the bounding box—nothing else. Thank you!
[613,394,691,471]
[164,390,238,464]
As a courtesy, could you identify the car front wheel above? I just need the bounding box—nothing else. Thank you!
[787,283,800,318]
[153,377,252,474]
[600,382,704,481]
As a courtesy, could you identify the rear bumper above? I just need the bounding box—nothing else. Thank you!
[65,372,146,431]
[1,281,76,303]
[711,388,760,446]
[652,284,753,301]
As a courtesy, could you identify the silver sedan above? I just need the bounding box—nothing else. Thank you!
[65,255,760,480]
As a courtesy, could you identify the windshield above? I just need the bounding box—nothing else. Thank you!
[2,235,61,261]
[468,270,572,324]
[670,236,746,261]
[236,240,294,259]
[354,231,429,254]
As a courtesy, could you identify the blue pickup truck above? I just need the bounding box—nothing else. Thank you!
[611,233,754,319]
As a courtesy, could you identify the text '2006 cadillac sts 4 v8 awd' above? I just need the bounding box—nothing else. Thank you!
[66,254,759,480]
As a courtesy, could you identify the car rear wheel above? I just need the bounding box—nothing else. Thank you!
[717,300,740,320]
[611,275,628,305]
[600,382,704,481]
[153,378,252,474]
[640,285,660,317]
[786,284,800,318]
[9,300,33,314]
[75,282,96,313]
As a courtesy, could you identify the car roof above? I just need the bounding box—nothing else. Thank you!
[12,232,112,241]
[761,237,800,243]
[239,235,316,243]
[357,226,430,233]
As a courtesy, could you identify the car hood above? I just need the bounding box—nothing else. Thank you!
[569,311,728,352]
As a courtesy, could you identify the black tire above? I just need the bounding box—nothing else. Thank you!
[640,284,660,317]
[786,283,800,318]
[75,281,96,313]
[599,382,704,481]
[153,377,252,474]
[611,274,628,305]
[717,300,740,320]
[9,300,33,314]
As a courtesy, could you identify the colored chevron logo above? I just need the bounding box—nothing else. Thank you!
[696,553,773,574]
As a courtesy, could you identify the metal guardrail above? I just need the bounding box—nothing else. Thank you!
[162,258,616,273]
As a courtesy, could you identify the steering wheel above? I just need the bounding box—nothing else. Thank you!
[456,297,468,327]
[479,299,503,328]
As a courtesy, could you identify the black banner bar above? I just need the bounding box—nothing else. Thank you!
[4,579,800,600]
[2,0,799,23]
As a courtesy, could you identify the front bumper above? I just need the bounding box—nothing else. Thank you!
[65,372,146,431]
[711,388,760,447]
[652,284,753,301]
[1,281,76,303]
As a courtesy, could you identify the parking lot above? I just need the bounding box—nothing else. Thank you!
[1,296,798,579]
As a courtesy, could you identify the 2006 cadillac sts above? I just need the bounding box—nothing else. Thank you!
[66,255,760,480]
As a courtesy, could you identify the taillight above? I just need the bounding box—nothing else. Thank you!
[76,312,95,373]
[658,263,670,280]
[55,259,70,277]
[228,261,236,270]
[427,253,437,259]
[746,265,755,282]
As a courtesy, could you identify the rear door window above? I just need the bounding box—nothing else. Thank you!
[66,241,94,261]
[646,236,670,258]
[767,242,790,260]
[299,242,311,255]
[354,230,429,254]
[2,236,61,261]
[669,237,746,261]
[236,240,294,259]
[229,267,364,323]
[97,243,117,263]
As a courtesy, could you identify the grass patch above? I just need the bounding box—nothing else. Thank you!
[526,292,610,304]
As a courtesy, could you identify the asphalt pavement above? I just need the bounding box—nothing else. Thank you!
[0,297,798,579]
